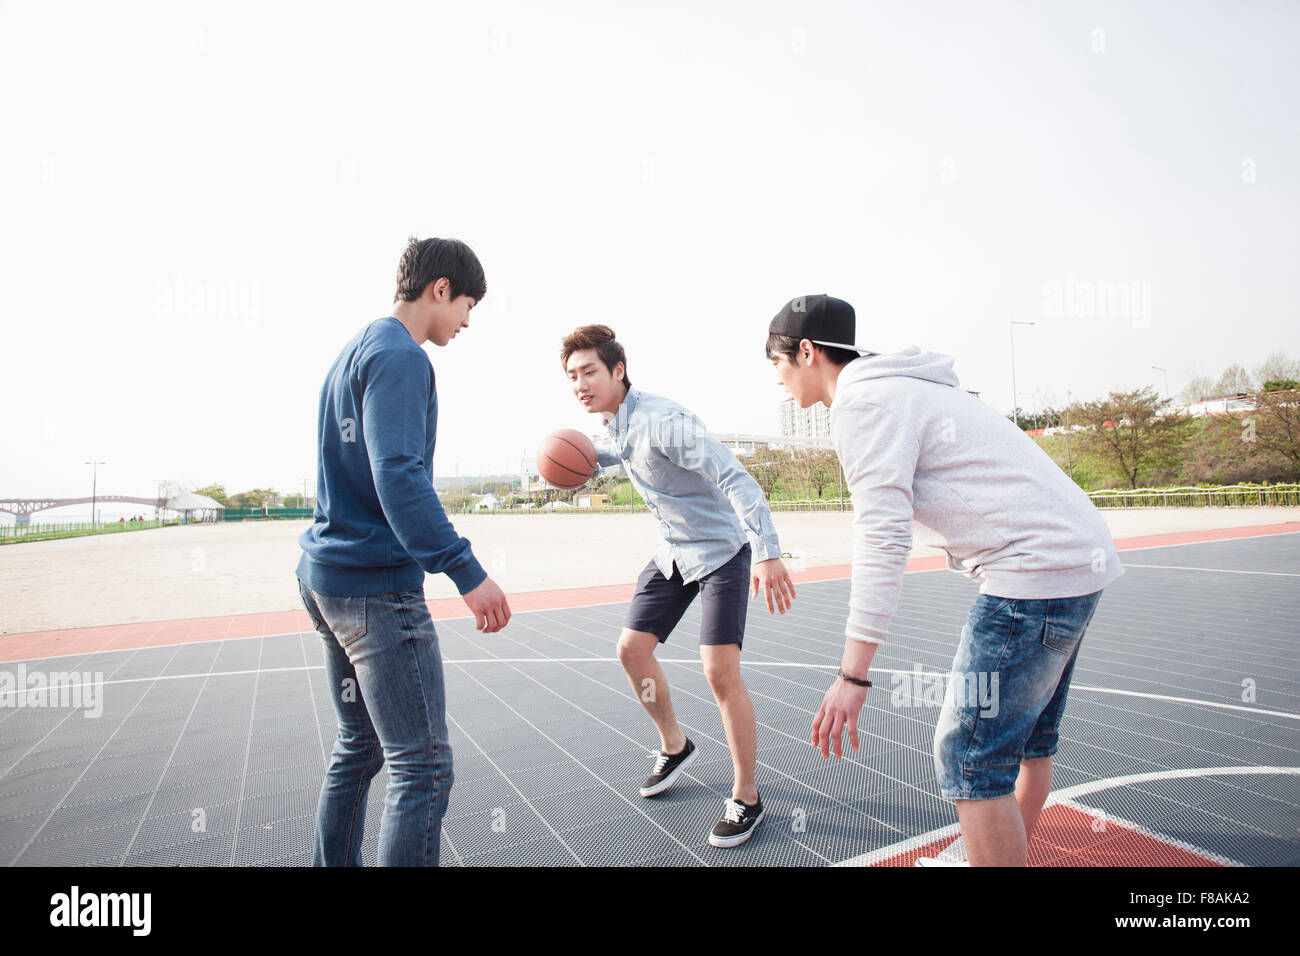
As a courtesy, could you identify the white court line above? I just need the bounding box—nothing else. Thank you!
[835,766,1300,867]
[6,660,1298,722]
[1120,564,1300,577]
[5,528,1296,664]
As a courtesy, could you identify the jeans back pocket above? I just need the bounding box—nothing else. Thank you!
[315,593,369,647]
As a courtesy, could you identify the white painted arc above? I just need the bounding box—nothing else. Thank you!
[833,766,1300,867]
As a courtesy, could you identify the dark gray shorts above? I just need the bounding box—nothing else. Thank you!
[625,544,751,647]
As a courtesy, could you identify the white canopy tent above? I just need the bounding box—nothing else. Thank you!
[164,492,226,522]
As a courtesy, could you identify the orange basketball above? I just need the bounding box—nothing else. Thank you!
[537,429,598,490]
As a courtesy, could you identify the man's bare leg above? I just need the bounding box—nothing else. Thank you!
[956,795,1029,866]
[616,628,687,754]
[700,643,758,804]
[1015,755,1054,845]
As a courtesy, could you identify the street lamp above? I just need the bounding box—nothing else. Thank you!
[1152,365,1169,399]
[1018,391,1039,431]
[85,460,106,526]
[1010,321,1036,427]
[1064,389,1074,480]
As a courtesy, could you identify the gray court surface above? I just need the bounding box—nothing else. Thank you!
[2,533,1297,867]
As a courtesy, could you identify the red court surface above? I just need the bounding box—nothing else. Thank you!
[3,521,1295,664]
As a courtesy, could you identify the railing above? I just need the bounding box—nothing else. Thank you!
[1088,484,1300,508]
[222,508,314,520]
[466,498,854,515]
[0,519,182,544]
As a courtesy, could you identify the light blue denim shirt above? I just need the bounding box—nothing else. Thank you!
[596,387,782,583]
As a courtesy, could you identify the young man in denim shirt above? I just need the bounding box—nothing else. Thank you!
[297,237,512,866]
[561,324,797,847]
[767,294,1123,866]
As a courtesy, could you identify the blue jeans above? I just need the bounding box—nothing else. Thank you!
[933,589,1104,801]
[298,578,454,866]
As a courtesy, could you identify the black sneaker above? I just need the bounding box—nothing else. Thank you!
[639,738,697,797]
[709,794,765,847]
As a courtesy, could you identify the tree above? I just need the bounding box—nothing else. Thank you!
[1183,413,1297,485]
[1248,386,1300,474]
[1068,387,1196,489]
[1260,378,1300,393]
[1179,374,1215,405]
[1214,364,1254,397]
[1254,351,1300,388]
[193,484,228,507]
[228,488,281,509]
[802,448,841,499]
[741,446,787,498]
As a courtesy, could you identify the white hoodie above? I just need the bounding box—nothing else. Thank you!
[829,347,1124,643]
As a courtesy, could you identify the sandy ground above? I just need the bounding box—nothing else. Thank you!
[1,507,1297,634]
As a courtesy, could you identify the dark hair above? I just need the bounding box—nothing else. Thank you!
[394,236,487,303]
[561,324,631,389]
[765,332,859,367]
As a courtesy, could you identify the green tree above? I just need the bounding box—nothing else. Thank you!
[1069,387,1196,489]
[801,448,841,499]
[742,446,787,498]
[193,484,228,506]
[1248,386,1300,474]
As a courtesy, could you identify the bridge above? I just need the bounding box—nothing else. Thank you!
[0,496,165,527]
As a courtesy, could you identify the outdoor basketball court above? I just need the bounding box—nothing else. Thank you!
[2,526,1297,867]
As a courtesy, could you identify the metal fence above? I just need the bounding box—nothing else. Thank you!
[472,486,1299,515]
[0,519,180,543]
[1088,484,1300,508]
[222,508,314,521]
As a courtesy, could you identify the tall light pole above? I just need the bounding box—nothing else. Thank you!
[154,478,167,525]
[1010,321,1035,428]
[85,460,106,525]
[1152,365,1169,399]
[1064,389,1074,480]
[1019,391,1039,431]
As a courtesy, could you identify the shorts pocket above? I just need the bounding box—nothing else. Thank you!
[316,593,368,647]
[972,596,1015,624]
[1043,621,1082,655]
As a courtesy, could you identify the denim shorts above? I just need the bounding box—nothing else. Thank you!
[625,543,751,647]
[932,589,1104,801]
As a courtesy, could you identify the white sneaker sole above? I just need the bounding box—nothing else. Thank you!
[914,856,969,866]
[639,746,698,797]
[708,806,767,847]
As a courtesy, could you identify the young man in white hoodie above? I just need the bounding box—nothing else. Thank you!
[766,294,1124,867]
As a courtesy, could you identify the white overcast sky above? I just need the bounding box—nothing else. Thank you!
[2,0,1297,517]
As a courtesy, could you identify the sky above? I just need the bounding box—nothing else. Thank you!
[1,0,1297,520]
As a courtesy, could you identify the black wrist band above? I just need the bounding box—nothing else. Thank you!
[837,668,871,688]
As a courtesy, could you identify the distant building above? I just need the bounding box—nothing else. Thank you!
[779,399,831,440]
[575,493,611,508]
[474,494,500,511]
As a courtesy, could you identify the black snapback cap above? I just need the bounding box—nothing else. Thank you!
[768,294,875,355]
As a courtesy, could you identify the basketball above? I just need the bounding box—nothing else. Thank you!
[537,429,598,489]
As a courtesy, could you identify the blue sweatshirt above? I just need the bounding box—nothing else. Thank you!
[296,316,487,597]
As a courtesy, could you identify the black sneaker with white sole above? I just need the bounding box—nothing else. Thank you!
[639,738,697,797]
[709,794,765,847]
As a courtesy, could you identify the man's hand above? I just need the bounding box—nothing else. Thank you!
[751,557,796,614]
[810,677,869,759]
[463,576,511,633]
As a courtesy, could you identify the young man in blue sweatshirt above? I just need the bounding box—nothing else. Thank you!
[297,236,512,867]
[767,294,1123,867]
